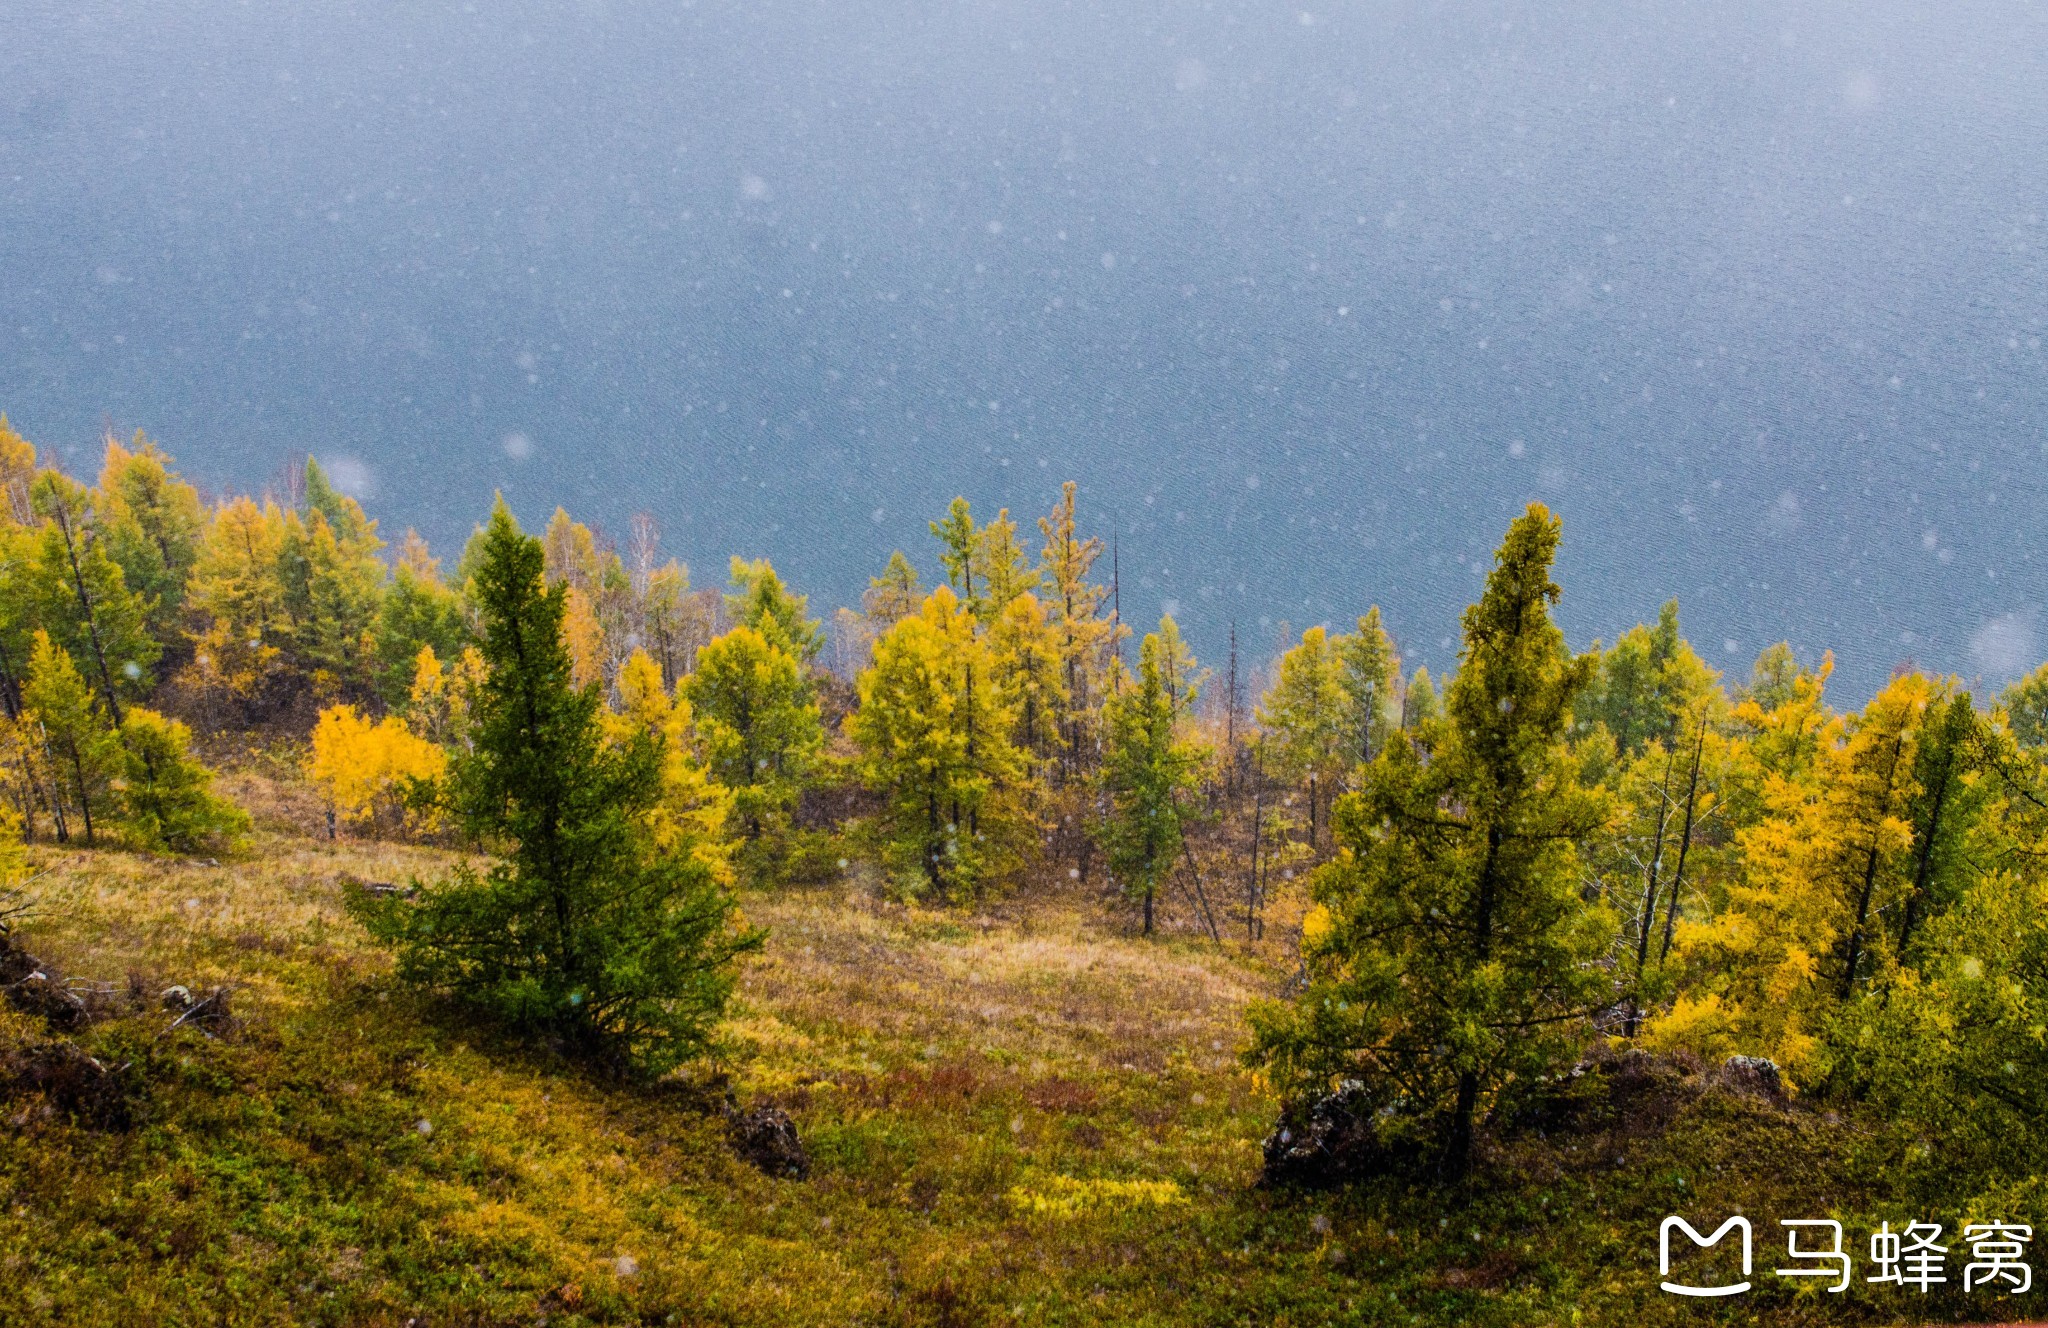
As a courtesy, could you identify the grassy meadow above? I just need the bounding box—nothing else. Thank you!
[0,762,2002,1328]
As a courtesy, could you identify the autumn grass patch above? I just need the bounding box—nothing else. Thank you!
[0,816,2009,1327]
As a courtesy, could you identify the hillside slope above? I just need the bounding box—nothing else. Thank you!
[0,774,2014,1327]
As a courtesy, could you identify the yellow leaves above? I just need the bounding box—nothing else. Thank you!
[614,649,671,733]
[0,802,24,888]
[596,648,733,874]
[187,618,283,703]
[408,645,445,711]
[1005,1175,1186,1218]
[1641,993,1737,1062]
[1300,904,1336,953]
[0,413,35,522]
[189,496,288,639]
[1767,948,1817,1002]
[407,644,484,748]
[306,703,446,835]
[1652,669,1945,1087]
[563,586,605,691]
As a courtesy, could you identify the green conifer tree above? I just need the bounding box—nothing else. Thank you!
[1152,613,1208,723]
[2000,662,2048,751]
[1099,629,1206,935]
[94,432,205,652]
[22,630,117,845]
[351,500,760,1074]
[1336,606,1400,766]
[1257,625,1350,850]
[0,523,38,717]
[1247,504,1614,1176]
[1895,689,1990,963]
[374,530,470,706]
[114,708,249,852]
[726,556,824,663]
[27,472,160,709]
[1579,601,1718,758]
[863,551,923,629]
[1404,665,1440,730]
[930,496,982,620]
[281,464,386,693]
[683,625,825,840]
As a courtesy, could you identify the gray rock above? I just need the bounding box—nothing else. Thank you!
[1720,1055,1785,1098]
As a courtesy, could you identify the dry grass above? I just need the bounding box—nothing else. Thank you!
[0,771,1995,1326]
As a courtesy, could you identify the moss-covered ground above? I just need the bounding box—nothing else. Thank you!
[0,775,2027,1326]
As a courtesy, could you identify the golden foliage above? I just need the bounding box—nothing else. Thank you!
[0,412,35,525]
[1646,670,1930,1085]
[605,648,732,880]
[406,644,485,749]
[563,585,606,692]
[306,703,447,836]
[185,618,283,704]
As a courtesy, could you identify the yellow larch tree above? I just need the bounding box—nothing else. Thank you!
[609,648,732,880]
[1647,670,1931,1084]
[306,702,447,837]
[185,496,289,704]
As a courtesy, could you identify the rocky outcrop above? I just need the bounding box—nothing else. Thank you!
[728,1104,809,1179]
[1261,1081,1412,1188]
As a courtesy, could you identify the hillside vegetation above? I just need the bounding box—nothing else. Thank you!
[0,782,1921,1327]
[1,419,2046,1326]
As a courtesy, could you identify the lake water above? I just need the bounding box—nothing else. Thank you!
[7,0,2048,701]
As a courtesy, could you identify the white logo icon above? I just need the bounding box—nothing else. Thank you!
[1661,1216,1753,1297]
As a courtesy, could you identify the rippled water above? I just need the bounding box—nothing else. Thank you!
[6,0,2048,700]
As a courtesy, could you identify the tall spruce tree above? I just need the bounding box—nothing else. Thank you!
[1257,625,1350,851]
[351,501,760,1074]
[1099,628,1206,935]
[1247,504,1613,1176]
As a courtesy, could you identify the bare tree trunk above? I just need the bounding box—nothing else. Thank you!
[66,740,95,846]
[1173,800,1221,942]
[30,729,67,844]
[1248,754,1266,941]
[1624,746,1678,1037]
[1658,721,1708,965]
[1839,728,1909,999]
[0,638,22,721]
